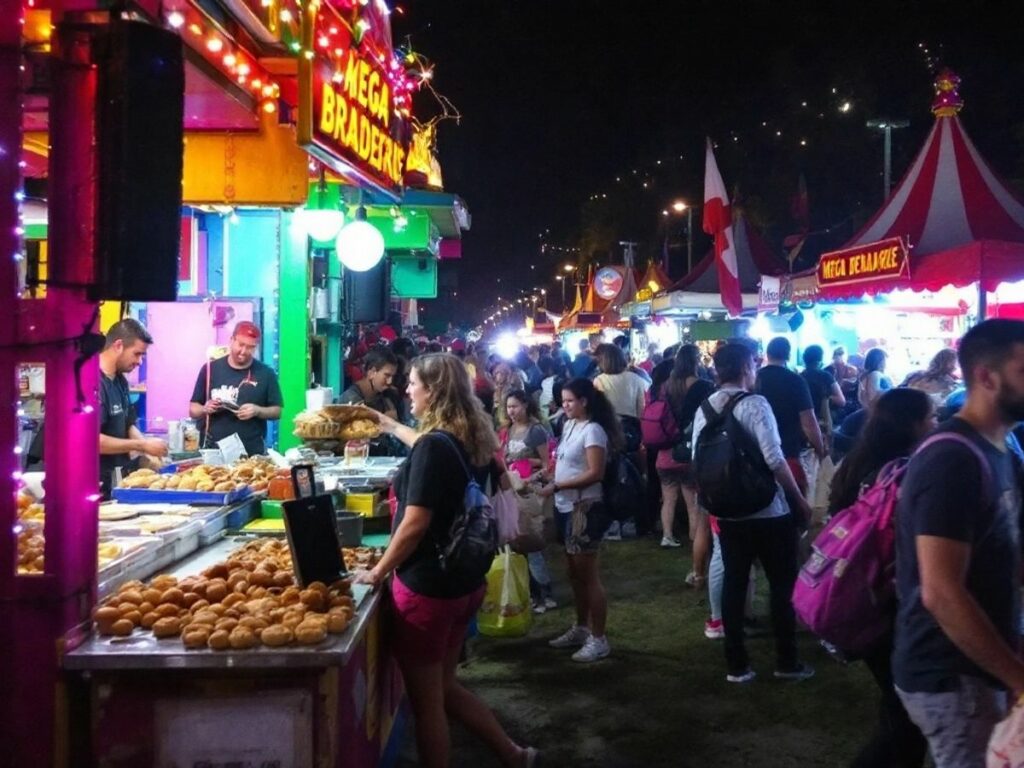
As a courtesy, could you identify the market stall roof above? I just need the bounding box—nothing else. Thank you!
[638,261,672,295]
[362,188,471,239]
[826,68,1024,297]
[664,210,786,294]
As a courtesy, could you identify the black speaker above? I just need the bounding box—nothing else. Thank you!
[91,20,184,301]
[344,260,390,324]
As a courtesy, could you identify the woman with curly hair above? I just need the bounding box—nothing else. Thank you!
[537,377,624,663]
[358,353,538,767]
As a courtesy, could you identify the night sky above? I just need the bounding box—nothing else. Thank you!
[395,1,1024,328]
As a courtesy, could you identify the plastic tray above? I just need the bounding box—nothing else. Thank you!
[111,486,253,506]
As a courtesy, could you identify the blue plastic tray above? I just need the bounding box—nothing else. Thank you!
[111,486,253,506]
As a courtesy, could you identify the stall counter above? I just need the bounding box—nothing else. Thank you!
[64,537,406,768]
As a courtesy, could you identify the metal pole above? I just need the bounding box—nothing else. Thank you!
[686,207,694,273]
[883,125,893,200]
[561,278,566,309]
[978,283,988,322]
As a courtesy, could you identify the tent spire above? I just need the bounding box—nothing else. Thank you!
[932,67,963,118]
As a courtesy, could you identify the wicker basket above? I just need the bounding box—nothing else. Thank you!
[293,421,342,439]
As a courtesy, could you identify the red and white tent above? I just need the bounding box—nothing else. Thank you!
[824,68,1024,297]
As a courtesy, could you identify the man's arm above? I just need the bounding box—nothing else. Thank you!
[799,409,827,458]
[829,381,846,407]
[918,535,1024,692]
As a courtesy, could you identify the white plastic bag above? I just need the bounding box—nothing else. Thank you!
[492,488,520,546]
[988,696,1024,767]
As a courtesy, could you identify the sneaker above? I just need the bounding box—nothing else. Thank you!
[726,668,756,684]
[704,619,725,639]
[543,597,557,610]
[604,522,622,541]
[531,601,547,615]
[661,537,682,548]
[774,663,815,681]
[571,635,610,663]
[549,624,590,649]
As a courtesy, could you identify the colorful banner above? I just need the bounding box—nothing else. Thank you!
[817,237,909,289]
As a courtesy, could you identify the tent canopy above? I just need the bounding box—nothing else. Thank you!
[664,210,787,295]
[822,69,1024,298]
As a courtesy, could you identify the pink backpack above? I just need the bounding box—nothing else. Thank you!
[792,432,990,654]
[640,398,679,450]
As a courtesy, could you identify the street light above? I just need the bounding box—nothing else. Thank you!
[866,118,909,201]
[563,264,574,273]
[670,200,695,273]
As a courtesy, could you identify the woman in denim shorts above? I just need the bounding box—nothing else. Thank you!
[537,377,624,663]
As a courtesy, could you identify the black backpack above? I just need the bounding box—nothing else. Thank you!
[693,393,778,519]
[602,450,646,522]
[432,433,498,581]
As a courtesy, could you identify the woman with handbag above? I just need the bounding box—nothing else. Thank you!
[356,354,538,768]
[501,390,556,613]
[657,346,715,581]
[536,378,624,663]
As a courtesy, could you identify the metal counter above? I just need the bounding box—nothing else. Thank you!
[65,537,378,672]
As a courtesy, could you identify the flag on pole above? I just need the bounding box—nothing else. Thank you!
[703,139,741,317]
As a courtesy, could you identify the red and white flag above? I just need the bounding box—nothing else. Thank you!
[703,139,741,317]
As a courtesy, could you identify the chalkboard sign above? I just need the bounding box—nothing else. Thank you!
[282,493,347,587]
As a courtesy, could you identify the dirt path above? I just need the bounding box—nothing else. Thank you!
[397,537,878,767]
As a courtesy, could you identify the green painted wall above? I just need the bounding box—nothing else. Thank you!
[392,255,438,298]
[277,211,310,451]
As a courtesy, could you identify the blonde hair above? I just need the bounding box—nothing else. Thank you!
[413,353,499,466]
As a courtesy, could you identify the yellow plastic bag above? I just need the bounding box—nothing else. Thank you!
[477,547,532,637]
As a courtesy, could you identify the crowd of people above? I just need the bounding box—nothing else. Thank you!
[342,320,1022,768]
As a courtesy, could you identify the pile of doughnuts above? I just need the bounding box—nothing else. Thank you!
[92,538,355,650]
[119,462,267,494]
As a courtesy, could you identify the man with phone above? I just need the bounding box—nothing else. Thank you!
[188,321,283,456]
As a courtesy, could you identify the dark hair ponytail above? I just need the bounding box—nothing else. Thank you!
[562,378,624,451]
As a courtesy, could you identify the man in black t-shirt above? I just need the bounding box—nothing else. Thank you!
[189,321,283,456]
[755,337,825,495]
[98,319,168,496]
[893,320,1024,768]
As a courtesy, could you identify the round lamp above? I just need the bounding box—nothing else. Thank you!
[300,207,345,243]
[336,209,385,272]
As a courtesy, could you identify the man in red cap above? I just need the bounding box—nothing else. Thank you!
[188,320,283,456]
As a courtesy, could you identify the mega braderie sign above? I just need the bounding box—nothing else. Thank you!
[817,237,909,289]
[298,12,408,198]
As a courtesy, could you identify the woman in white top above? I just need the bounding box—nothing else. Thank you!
[537,378,624,663]
[857,348,893,409]
[592,344,648,419]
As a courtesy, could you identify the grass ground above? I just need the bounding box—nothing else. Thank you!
[397,536,881,767]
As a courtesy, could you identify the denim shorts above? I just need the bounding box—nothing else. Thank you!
[555,499,611,555]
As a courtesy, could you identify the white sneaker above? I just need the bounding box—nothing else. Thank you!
[571,634,610,662]
[543,597,557,610]
[661,536,682,548]
[604,522,622,541]
[549,624,590,648]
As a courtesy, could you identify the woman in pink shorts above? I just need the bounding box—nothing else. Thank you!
[357,353,538,768]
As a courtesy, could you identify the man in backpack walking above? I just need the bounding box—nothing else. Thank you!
[755,337,827,504]
[893,319,1024,768]
[692,343,814,684]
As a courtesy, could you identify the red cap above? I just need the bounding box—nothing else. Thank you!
[233,321,261,341]
[451,339,466,352]
[379,325,397,341]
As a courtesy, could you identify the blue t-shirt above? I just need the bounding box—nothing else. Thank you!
[893,419,1022,692]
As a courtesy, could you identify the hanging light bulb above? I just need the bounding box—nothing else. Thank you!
[299,169,345,242]
[336,206,384,272]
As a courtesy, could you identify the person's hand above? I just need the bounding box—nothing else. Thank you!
[536,483,556,499]
[141,438,169,458]
[236,404,260,421]
[353,567,383,589]
[794,497,814,533]
[375,412,400,434]
[203,399,222,414]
